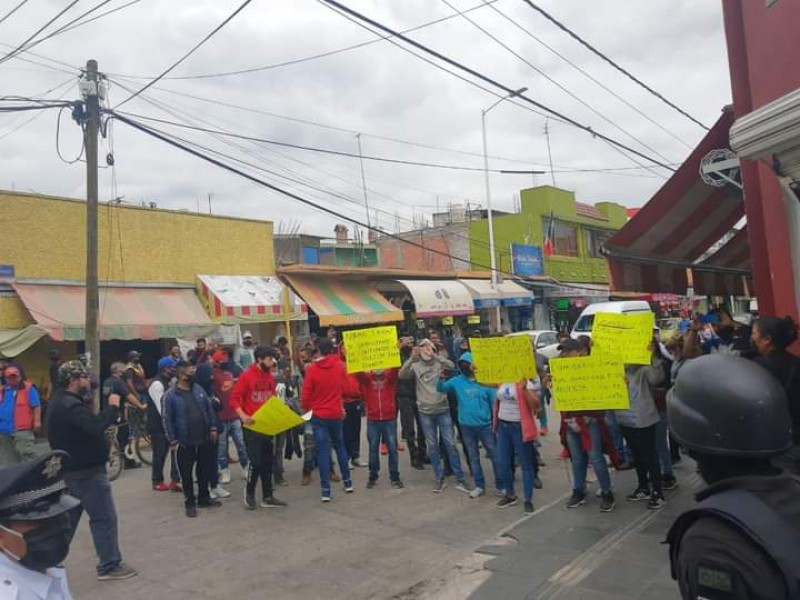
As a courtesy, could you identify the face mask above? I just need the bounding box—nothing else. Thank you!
[2,517,71,572]
[421,353,433,362]
[243,340,253,347]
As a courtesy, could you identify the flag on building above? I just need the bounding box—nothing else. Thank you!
[543,212,555,257]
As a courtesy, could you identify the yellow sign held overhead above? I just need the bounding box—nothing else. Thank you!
[468,336,536,384]
[549,356,629,411]
[243,397,308,436]
[342,325,401,374]
[467,315,481,324]
[591,312,655,365]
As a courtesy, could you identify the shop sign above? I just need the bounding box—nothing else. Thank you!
[467,315,481,324]
[511,245,544,277]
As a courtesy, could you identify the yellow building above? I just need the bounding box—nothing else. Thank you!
[0,190,287,393]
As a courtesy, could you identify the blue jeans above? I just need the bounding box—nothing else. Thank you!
[312,417,352,495]
[605,410,631,463]
[66,470,123,575]
[367,419,400,481]
[496,421,534,502]
[418,411,465,482]
[656,411,673,478]
[218,419,249,470]
[460,424,499,490]
[565,418,613,495]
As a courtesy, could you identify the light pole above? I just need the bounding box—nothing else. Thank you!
[481,87,528,333]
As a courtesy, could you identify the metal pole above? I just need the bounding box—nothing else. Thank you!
[84,59,101,411]
[356,133,371,230]
[481,109,502,332]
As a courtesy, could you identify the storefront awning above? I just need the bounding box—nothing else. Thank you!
[12,283,215,341]
[197,275,308,323]
[396,279,474,317]
[460,279,534,309]
[283,275,402,327]
[692,226,751,296]
[0,325,47,358]
[604,109,750,295]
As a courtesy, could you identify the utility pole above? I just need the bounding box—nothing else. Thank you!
[82,59,101,411]
[356,133,371,230]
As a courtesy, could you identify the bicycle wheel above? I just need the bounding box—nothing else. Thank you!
[107,439,123,482]
[135,431,153,466]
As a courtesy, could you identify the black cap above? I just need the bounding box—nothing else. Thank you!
[0,451,80,521]
[127,350,141,359]
[317,338,335,355]
[557,338,582,353]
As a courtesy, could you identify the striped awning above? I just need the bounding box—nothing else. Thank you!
[12,283,215,341]
[283,275,402,327]
[197,275,308,323]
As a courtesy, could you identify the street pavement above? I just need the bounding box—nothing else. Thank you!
[62,420,691,600]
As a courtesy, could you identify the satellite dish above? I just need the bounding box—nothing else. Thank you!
[700,148,741,189]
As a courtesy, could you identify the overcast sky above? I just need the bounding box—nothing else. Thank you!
[1,0,732,239]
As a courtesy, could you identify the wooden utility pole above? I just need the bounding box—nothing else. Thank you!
[83,59,101,411]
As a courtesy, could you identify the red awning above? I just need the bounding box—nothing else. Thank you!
[693,226,752,296]
[13,283,215,341]
[604,109,750,295]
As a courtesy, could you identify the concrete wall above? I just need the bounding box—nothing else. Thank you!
[376,224,471,271]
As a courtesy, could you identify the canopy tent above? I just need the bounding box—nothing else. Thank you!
[197,275,307,323]
[459,279,534,309]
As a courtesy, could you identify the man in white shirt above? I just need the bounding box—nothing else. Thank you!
[0,449,80,599]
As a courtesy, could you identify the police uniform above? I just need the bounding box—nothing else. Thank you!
[0,451,79,600]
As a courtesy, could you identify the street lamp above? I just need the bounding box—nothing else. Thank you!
[481,87,528,332]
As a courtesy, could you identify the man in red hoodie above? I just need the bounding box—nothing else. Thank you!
[230,346,287,511]
[356,368,403,489]
[301,338,354,502]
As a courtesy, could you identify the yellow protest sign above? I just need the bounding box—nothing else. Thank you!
[550,356,629,411]
[342,325,401,374]
[591,312,655,365]
[468,336,536,384]
[243,397,307,436]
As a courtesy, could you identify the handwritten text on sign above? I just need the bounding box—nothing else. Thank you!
[343,326,401,374]
[591,312,654,365]
[468,336,536,384]
[550,356,629,411]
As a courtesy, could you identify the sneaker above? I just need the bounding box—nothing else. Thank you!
[616,461,634,471]
[198,499,222,509]
[662,475,678,491]
[97,563,138,581]
[321,493,331,503]
[243,488,256,510]
[211,485,231,499]
[626,488,650,502]
[301,469,312,486]
[412,461,425,471]
[366,479,377,489]
[351,458,366,468]
[391,479,404,489]
[455,481,472,494]
[185,505,197,518]
[433,479,447,493]
[468,487,485,499]
[152,482,170,492]
[274,474,289,487]
[496,495,518,509]
[559,448,569,459]
[599,493,616,512]
[330,471,342,483]
[344,482,355,493]
[647,493,666,510]
[566,490,586,509]
[494,488,506,498]
[533,476,543,490]
[220,468,231,484]
[169,481,182,493]
[524,501,535,514]
[380,443,388,456]
[261,496,287,508]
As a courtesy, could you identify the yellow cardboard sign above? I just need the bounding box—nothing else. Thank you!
[591,312,654,365]
[550,356,629,411]
[243,397,307,436]
[342,325,401,374]
[468,336,536,384]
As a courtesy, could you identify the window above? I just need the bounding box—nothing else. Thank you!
[543,219,579,257]
[573,314,594,333]
[536,332,558,348]
[584,229,614,258]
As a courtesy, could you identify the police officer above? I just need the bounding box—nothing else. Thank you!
[666,354,800,600]
[0,450,79,599]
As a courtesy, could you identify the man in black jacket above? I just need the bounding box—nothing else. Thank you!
[46,360,137,582]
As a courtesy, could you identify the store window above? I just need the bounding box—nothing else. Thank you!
[584,229,615,258]
[544,219,579,257]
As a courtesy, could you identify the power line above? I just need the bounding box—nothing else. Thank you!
[0,0,32,27]
[317,0,675,172]
[47,0,142,39]
[0,0,82,66]
[115,0,254,108]
[518,0,709,130]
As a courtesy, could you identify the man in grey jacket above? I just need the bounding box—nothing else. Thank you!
[399,340,470,493]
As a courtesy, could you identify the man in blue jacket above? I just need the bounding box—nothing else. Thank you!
[162,361,221,518]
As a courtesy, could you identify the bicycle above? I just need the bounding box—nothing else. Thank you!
[106,424,123,482]
[127,407,153,466]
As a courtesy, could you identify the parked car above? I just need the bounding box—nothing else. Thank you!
[571,300,653,339]
[507,329,559,351]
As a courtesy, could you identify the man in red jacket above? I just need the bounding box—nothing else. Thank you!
[356,368,403,489]
[301,338,354,502]
[230,346,287,511]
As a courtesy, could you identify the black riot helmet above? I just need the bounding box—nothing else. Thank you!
[669,354,793,458]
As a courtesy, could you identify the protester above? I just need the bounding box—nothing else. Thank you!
[169,344,182,361]
[301,338,354,502]
[613,342,666,509]
[147,357,181,492]
[396,337,426,470]
[231,346,287,510]
[339,344,365,469]
[194,338,211,365]
[356,368,403,489]
[193,351,229,500]
[555,340,617,512]
[123,350,148,405]
[234,331,256,370]
[102,362,146,470]
[0,365,41,466]
[399,339,470,494]
[46,360,137,581]
[0,450,81,598]
[213,355,249,485]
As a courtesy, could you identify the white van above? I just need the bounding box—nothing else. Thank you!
[571,300,652,339]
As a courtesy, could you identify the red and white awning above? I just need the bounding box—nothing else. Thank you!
[197,275,307,323]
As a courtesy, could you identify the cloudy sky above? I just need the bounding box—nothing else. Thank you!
[1,0,732,239]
